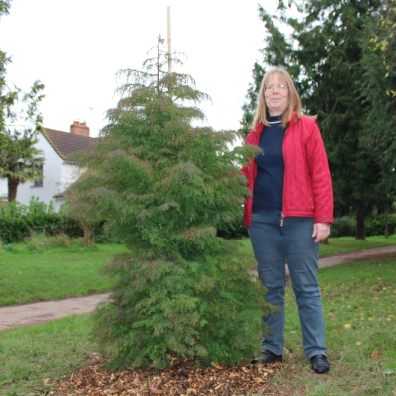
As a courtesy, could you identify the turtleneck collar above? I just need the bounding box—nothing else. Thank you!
[267,114,282,124]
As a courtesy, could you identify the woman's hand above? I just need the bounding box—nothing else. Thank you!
[312,223,331,243]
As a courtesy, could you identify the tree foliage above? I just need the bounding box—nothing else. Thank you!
[242,0,395,238]
[360,0,396,220]
[67,39,268,368]
[94,253,269,369]
[0,0,45,202]
[0,0,10,15]
[0,0,13,134]
[0,81,45,201]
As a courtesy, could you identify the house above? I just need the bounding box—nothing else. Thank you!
[0,121,97,210]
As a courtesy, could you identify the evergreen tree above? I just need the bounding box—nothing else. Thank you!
[360,0,396,225]
[67,39,269,369]
[242,0,394,238]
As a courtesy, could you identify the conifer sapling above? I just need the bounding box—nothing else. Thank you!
[67,38,271,369]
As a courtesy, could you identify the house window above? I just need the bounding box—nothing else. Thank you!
[33,165,44,187]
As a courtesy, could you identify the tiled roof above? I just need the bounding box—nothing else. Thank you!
[41,128,98,161]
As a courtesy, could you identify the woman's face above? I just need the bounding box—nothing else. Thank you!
[264,73,289,116]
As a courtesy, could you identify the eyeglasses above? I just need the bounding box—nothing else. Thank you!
[265,84,287,92]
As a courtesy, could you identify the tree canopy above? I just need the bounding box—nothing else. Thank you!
[242,0,395,238]
[67,40,255,260]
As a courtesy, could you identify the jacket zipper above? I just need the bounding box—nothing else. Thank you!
[280,124,289,227]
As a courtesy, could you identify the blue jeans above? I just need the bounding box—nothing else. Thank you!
[248,210,327,359]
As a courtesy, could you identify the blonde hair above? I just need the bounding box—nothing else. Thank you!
[252,67,302,128]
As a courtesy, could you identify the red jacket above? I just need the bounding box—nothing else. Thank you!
[242,113,333,228]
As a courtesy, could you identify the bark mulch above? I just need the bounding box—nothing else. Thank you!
[50,355,285,396]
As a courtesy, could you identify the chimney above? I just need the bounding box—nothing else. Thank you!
[70,121,89,137]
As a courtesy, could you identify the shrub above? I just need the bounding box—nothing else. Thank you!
[0,198,99,243]
[94,251,270,369]
[50,233,73,247]
[331,214,396,237]
[365,214,396,237]
[217,218,248,239]
[74,42,268,369]
[25,232,50,252]
[331,216,356,237]
[25,232,52,251]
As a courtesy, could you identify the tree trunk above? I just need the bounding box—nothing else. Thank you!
[7,177,19,202]
[355,206,366,240]
[80,220,94,247]
[384,211,389,238]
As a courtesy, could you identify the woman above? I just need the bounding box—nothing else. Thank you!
[242,67,333,374]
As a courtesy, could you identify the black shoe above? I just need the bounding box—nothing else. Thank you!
[310,354,330,374]
[251,350,283,364]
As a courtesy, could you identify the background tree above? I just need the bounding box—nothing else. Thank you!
[242,0,394,239]
[67,39,270,369]
[0,81,45,201]
[0,0,45,202]
[360,0,396,233]
[64,171,101,246]
[0,0,14,135]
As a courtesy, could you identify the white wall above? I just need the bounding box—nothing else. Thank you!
[60,162,82,193]
[0,133,85,209]
[0,179,7,200]
[10,133,63,208]
[55,162,83,209]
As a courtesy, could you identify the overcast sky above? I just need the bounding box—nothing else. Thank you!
[0,0,276,136]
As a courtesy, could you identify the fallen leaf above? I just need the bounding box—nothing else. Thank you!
[50,358,282,396]
[149,387,163,395]
[371,350,380,359]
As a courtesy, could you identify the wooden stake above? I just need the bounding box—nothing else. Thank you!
[167,6,172,73]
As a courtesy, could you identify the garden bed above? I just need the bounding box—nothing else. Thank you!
[51,356,283,396]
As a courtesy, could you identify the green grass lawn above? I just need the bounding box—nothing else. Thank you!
[268,257,396,395]
[0,315,95,396]
[319,234,396,256]
[0,257,395,395]
[0,243,128,306]
[0,235,395,307]
[238,234,396,259]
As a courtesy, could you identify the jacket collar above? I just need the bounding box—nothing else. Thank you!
[252,111,298,143]
[290,111,297,124]
[253,123,264,144]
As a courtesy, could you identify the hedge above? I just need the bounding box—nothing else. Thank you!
[1,199,394,242]
[331,214,396,237]
[218,213,396,239]
[0,199,83,243]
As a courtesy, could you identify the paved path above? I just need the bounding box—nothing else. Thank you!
[0,293,110,331]
[1,245,395,331]
[315,245,396,269]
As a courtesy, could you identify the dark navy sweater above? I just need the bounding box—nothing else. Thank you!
[252,115,286,213]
